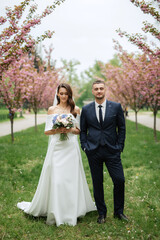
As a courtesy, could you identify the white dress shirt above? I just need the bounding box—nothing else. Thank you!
[95,100,106,122]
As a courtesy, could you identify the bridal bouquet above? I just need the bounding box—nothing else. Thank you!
[52,114,74,141]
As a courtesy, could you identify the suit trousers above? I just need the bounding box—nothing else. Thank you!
[86,145,125,217]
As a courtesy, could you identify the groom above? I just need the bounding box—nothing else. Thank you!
[80,80,128,223]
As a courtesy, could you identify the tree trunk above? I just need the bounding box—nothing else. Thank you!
[34,111,37,132]
[9,111,14,143]
[135,111,138,130]
[20,111,23,117]
[153,110,157,142]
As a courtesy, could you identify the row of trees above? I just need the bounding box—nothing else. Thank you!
[0,0,65,142]
[72,0,159,141]
[0,0,159,143]
[100,0,160,141]
[101,46,160,140]
[1,54,62,141]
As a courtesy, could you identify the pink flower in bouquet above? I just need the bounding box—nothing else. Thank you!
[52,114,73,141]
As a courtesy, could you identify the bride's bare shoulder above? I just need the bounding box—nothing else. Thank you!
[75,106,80,115]
[47,106,58,115]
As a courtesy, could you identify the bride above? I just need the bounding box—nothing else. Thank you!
[17,83,96,226]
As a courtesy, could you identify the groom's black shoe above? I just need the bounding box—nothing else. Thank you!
[97,215,106,224]
[114,213,129,222]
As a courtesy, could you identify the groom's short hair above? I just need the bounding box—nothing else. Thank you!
[92,79,105,87]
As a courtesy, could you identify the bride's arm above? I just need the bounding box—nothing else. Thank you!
[69,106,80,135]
[44,106,62,135]
[44,106,81,135]
[69,127,80,135]
[45,127,79,135]
[45,128,61,136]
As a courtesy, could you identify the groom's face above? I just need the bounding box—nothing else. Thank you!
[92,83,105,100]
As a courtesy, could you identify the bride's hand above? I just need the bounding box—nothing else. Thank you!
[58,127,80,134]
[59,128,75,134]
[59,127,70,133]
[53,128,65,134]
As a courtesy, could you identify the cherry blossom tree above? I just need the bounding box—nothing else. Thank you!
[101,48,146,130]
[0,57,28,142]
[0,0,65,141]
[0,54,61,140]
[101,42,160,139]
[116,0,160,140]
[0,0,65,77]
[117,0,160,58]
[26,66,61,131]
[138,56,160,140]
[20,55,61,131]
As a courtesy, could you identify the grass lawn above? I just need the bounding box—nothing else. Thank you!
[0,120,160,240]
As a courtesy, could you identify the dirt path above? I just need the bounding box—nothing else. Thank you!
[127,111,160,131]
[0,111,159,138]
[0,114,47,137]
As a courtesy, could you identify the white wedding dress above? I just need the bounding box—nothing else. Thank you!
[17,114,96,226]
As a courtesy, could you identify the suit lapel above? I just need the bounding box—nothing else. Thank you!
[103,100,111,123]
[91,102,100,126]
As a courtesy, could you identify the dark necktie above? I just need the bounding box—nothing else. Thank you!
[98,105,103,126]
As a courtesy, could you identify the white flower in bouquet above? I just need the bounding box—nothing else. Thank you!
[52,114,73,141]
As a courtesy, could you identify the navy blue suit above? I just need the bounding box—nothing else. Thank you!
[80,100,126,217]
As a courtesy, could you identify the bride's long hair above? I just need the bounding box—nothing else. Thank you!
[56,83,77,117]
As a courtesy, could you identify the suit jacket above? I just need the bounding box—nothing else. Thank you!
[80,100,126,154]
